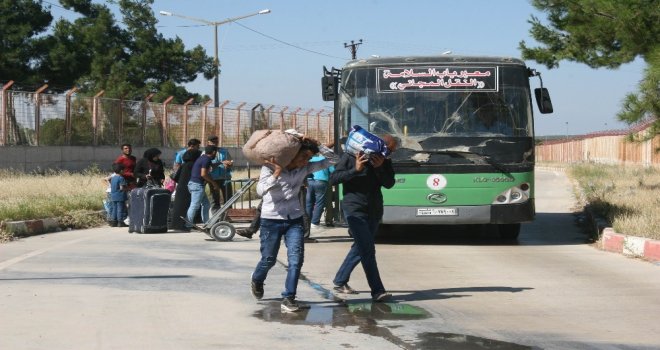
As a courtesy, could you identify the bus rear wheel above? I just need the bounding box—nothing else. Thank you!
[498,223,521,240]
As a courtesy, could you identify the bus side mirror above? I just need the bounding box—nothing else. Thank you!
[322,76,339,101]
[534,88,553,114]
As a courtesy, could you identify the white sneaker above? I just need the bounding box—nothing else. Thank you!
[310,224,321,230]
[124,217,130,225]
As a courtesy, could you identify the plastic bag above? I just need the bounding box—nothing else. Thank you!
[344,125,390,158]
[163,178,176,193]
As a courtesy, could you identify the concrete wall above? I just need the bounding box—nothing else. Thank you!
[0,146,249,172]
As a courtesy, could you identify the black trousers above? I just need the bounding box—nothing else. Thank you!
[209,179,233,207]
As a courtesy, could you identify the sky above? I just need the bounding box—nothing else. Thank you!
[50,0,648,136]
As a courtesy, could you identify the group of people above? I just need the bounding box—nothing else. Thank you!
[250,132,397,313]
[104,138,241,235]
[103,131,398,314]
[104,144,166,226]
[168,135,240,233]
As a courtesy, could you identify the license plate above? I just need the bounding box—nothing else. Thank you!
[416,208,458,216]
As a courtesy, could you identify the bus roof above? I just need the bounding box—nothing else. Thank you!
[344,55,527,69]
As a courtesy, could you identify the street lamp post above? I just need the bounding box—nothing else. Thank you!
[159,9,271,108]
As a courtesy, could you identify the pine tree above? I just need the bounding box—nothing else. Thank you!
[519,0,660,138]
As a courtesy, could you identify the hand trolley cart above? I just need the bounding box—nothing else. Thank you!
[185,178,259,241]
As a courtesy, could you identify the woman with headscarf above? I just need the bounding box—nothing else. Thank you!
[134,148,165,187]
[170,148,202,230]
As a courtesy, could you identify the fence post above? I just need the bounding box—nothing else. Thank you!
[265,105,274,129]
[33,84,49,146]
[118,94,125,145]
[236,102,246,147]
[218,100,229,146]
[92,90,105,146]
[250,103,263,135]
[64,87,78,145]
[304,108,313,135]
[1,80,14,146]
[162,96,174,147]
[279,106,288,131]
[316,109,324,140]
[291,107,301,131]
[182,97,194,146]
[142,93,154,146]
[202,99,213,141]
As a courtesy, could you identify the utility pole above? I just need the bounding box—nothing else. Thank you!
[344,39,363,59]
[159,9,271,108]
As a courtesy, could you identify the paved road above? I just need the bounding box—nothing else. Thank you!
[1,169,659,349]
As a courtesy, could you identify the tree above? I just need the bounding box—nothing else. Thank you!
[48,0,215,103]
[1,0,214,104]
[519,0,660,138]
[0,0,52,85]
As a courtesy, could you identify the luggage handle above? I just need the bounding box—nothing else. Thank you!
[145,177,161,188]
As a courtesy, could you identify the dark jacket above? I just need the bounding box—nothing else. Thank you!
[329,152,395,219]
[170,149,202,229]
[179,149,202,187]
[134,148,165,187]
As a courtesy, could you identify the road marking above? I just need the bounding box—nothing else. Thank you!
[0,236,96,271]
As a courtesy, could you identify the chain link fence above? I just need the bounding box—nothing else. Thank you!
[0,89,334,148]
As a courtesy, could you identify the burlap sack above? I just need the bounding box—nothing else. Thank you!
[242,130,302,167]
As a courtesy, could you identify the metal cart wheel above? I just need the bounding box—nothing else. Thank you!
[209,221,235,242]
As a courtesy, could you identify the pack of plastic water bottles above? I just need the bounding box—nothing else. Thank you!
[344,125,390,158]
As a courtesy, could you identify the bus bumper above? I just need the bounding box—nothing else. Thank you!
[381,199,535,225]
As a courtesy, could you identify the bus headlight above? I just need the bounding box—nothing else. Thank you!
[492,183,530,204]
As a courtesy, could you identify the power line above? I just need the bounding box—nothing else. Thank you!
[232,21,347,61]
[42,0,75,13]
[42,2,345,60]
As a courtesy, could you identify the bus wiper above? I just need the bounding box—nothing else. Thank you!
[423,148,509,173]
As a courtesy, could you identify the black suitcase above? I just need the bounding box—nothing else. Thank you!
[128,186,171,233]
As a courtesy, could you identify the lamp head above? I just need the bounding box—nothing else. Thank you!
[258,9,271,14]
[159,11,172,16]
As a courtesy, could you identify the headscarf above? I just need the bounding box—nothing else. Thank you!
[143,148,162,162]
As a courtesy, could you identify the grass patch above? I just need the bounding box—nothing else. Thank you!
[0,167,107,241]
[567,163,660,240]
[0,166,263,242]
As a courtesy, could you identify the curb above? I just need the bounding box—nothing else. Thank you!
[1,218,62,238]
[552,167,660,264]
[601,228,660,262]
[1,211,106,239]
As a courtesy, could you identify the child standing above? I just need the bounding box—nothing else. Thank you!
[109,163,129,227]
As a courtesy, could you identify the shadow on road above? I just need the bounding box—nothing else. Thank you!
[372,212,589,246]
[0,274,192,281]
[387,286,534,302]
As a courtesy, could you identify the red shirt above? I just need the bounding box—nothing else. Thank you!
[114,155,137,186]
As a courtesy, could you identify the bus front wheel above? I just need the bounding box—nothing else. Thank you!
[498,223,521,240]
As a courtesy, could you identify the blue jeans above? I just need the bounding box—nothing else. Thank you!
[187,181,210,226]
[333,213,385,297]
[112,201,126,222]
[105,194,114,221]
[305,180,327,225]
[252,217,305,299]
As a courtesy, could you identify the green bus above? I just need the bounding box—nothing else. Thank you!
[322,55,553,239]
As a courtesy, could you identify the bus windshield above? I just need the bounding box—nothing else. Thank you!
[339,65,534,147]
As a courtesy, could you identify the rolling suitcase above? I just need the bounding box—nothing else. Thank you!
[128,185,171,233]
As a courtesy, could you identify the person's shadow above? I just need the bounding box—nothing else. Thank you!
[386,286,534,302]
